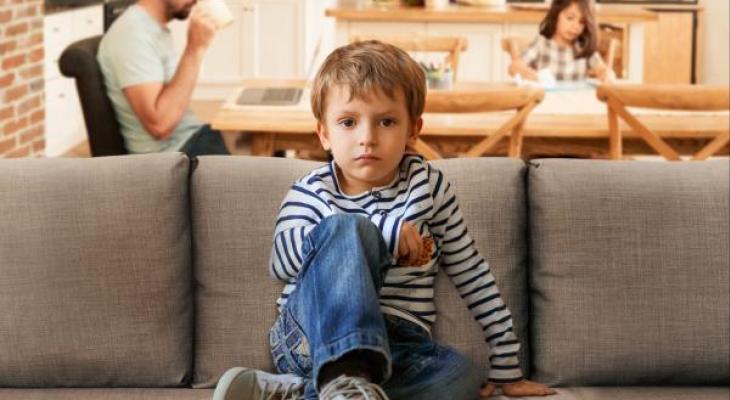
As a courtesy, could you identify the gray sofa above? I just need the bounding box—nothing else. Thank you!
[0,153,727,400]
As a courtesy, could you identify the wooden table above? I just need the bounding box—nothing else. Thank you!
[211,80,729,159]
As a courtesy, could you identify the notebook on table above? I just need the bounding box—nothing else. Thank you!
[235,87,304,106]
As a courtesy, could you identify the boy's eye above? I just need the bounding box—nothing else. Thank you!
[380,118,396,128]
[338,118,355,128]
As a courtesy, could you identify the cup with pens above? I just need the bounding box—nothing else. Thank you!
[420,61,453,91]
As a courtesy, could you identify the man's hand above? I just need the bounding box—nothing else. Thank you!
[186,6,217,54]
[397,222,422,266]
[480,380,556,398]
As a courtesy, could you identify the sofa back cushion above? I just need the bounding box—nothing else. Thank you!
[191,156,529,387]
[0,153,192,387]
[528,159,729,385]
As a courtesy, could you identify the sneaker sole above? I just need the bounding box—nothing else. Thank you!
[213,366,249,400]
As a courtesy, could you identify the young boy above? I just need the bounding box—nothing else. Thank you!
[214,41,555,400]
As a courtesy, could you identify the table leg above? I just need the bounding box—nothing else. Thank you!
[508,121,525,158]
[608,107,622,160]
[251,133,275,156]
[221,130,242,154]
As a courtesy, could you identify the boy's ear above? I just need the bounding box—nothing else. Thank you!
[316,121,331,151]
[407,117,424,146]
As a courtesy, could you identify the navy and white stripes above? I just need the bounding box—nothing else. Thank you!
[269,155,523,383]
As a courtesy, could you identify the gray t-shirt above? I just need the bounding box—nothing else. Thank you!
[98,5,201,153]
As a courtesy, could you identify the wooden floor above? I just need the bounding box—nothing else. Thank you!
[63,100,228,157]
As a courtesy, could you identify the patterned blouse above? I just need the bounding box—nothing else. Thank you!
[521,35,603,81]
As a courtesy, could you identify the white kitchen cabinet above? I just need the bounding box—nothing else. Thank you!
[428,22,502,82]
[43,5,103,157]
[254,0,301,77]
[345,21,427,39]
[335,19,509,83]
[341,21,501,81]
[170,0,329,99]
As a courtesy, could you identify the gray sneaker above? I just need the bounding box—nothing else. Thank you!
[318,375,389,400]
[213,367,304,400]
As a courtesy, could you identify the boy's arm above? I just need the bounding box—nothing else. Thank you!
[269,184,330,281]
[363,157,433,260]
[430,170,523,384]
[369,206,405,260]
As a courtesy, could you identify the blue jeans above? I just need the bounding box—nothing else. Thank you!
[269,214,482,400]
[179,124,229,158]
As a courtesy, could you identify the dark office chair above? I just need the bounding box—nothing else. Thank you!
[59,35,127,156]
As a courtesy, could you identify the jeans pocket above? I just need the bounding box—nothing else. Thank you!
[270,308,313,377]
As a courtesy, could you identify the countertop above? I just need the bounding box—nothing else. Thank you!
[44,0,103,16]
[326,2,659,24]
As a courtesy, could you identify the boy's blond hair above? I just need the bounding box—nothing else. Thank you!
[311,40,426,124]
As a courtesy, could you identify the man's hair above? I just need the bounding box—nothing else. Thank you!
[311,40,426,124]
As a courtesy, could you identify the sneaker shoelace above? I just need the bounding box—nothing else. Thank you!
[261,381,303,400]
[319,375,389,400]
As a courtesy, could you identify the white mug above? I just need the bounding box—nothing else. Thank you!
[200,0,234,29]
[425,0,448,8]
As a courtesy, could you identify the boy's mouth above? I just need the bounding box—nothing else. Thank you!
[355,154,380,161]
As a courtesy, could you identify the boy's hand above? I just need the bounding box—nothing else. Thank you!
[398,222,433,265]
[480,380,556,398]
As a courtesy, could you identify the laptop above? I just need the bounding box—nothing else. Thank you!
[235,87,303,106]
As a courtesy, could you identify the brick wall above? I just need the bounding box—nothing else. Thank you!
[0,0,44,157]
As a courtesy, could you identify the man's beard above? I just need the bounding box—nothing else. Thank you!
[168,0,195,20]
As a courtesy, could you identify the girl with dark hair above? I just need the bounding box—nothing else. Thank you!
[508,0,613,82]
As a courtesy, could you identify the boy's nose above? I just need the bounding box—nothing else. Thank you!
[358,125,377,146]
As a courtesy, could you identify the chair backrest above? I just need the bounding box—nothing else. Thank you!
[59,35,127,156]
[597,27,621,77]
[501,37,532,61]
[501,35,619,72]
[411,86,544,159]
[349,35,468,82]
[596,84,730,160]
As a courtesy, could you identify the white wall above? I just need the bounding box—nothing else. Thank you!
[701,0,729,85]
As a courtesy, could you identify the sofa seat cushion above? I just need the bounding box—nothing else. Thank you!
[191,156,530,387]
[0,389,213,400]
[528,159,729,386]
[0,154,193,387]
[490,387,730,400]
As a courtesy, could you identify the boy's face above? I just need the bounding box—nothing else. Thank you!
[316,85,422,195]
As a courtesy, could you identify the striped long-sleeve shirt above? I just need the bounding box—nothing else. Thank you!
[270,155,523,383]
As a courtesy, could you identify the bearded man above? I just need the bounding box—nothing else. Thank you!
[98,0,230,156]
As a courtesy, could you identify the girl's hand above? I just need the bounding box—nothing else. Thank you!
[480,380,556,398]
[508,60,539,81]
[590,64,615,83]
[397,222,422,266]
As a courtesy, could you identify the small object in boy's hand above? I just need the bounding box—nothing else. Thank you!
[398,236,434,266]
